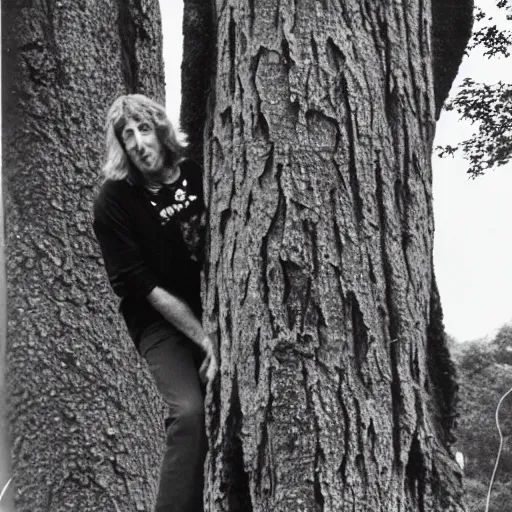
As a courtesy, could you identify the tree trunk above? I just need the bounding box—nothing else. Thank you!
[2,2,166,510]
[431,0,474,119]
[0,163,12,512]
[198,1,469,510]
[181,0,215,163]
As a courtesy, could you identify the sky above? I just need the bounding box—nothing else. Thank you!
[431,3,512,342]
[160,1,512,342]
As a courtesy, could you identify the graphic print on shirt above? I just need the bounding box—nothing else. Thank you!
[148,176,205,263]
[157,179,198,225]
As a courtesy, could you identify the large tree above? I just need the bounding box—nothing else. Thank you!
[182,0,473,510]
[2,2,167,510]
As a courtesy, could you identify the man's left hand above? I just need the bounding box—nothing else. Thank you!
[199,335,218,384]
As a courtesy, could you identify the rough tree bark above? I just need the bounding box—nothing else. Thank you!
[2,2,166,510]
[182,0,473,511]
[0,165,11,511]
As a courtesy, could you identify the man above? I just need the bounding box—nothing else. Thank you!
[93,94,216,512]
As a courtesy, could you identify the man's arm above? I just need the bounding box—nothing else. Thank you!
[93,185,159,299]
[147,287,217,382]
[146,286,208,350]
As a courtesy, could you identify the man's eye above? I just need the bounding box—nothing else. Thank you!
[140,123,151,133]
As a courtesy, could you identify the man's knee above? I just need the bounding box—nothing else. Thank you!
[168,397,205,432]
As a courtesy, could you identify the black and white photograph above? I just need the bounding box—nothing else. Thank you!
[1,1,512,511]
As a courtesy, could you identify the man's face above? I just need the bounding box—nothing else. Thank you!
[121,116,165,177]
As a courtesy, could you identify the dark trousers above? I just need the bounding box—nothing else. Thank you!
[139,321,207,512]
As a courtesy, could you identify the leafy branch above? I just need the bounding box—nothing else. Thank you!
[437,1,512,177]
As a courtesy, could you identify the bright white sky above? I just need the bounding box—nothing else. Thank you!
[432,3,512,342]
[160,1,512,342]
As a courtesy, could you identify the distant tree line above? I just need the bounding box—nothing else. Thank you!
[452,322,512,511]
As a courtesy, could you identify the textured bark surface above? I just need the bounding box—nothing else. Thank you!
[2,2,166,511]
[198,1,471,511]
[0,167,12,511]
[431,0,474,119]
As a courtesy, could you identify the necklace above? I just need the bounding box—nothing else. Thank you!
[144,165,181,194]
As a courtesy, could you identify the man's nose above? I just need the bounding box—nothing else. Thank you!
[134,130,144,153]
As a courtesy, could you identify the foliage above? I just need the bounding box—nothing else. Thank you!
[453,324,512,511]
[437,0,512,177]
[468,3,512,58]
[464,478,512,512]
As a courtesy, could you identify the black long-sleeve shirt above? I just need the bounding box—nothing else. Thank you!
[93,159,205,346]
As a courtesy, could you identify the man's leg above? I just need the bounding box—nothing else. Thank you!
[139,321,207,512]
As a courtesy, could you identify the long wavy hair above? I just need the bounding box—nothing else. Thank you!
[102,94,188,182]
